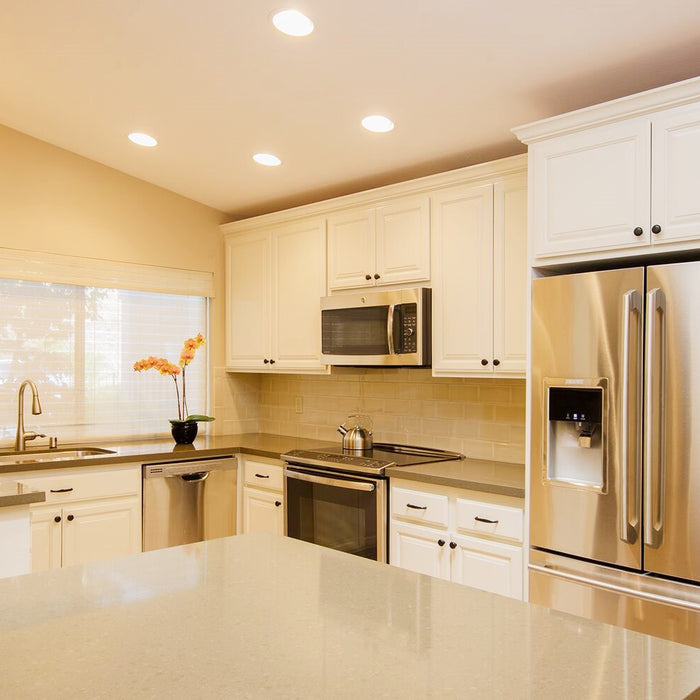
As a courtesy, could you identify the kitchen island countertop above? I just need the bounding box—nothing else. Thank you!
[0,533,698,699]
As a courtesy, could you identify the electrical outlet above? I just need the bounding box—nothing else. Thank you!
[295,396,303,414]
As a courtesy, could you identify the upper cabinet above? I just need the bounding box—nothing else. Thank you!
[431,169,527,377]
[225,217,327,373]
[513,77,700,265]
[327,194,430,291]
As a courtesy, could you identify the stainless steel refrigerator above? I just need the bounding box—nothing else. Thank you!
[530,262,700,647]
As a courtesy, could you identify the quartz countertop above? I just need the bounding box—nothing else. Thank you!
[0,479,45,508]
[387,457,525,498]
[0,533,698,699]
[0,433,524,497]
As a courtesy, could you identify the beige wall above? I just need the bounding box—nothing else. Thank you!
[0,123,238,420]
[221,369,525,464]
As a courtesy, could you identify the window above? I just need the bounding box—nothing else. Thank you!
[0,279,208,444]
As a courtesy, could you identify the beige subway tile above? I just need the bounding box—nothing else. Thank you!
[494,405,526,425]
[436,403,465,420]
[493,443,526,464]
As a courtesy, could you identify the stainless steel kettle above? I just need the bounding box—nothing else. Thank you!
[337,414,373,452]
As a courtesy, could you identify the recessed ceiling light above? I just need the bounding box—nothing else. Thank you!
[253,153,282,167]
[361,115,395,133]
[128,132,158,147]
[272,9,314,37]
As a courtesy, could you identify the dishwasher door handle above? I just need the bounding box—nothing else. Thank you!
[172,471,210,482]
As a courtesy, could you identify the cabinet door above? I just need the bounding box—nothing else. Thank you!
[272,219,327,371]
[390,521,450,580]
[450,533,523,600]
[530,118,650,259]
[29,505,63,573]
[225,231,272,369]
[327,207,375,290]
[62,497,141,568]
[651,102,700,245]
[431,183,494,374]
[493,176,527,375]
[375,194,430,286]
[243,487,284,536]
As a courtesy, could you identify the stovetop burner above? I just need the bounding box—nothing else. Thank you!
[281,443,464,476]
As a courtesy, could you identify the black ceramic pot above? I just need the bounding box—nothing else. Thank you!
[170,419,198,445]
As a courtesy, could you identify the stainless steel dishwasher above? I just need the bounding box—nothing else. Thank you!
[142,456,237,551]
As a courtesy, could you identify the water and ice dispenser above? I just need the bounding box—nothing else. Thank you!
[543,381,607,491]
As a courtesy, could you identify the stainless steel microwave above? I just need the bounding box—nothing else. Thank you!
[321,287,431,366]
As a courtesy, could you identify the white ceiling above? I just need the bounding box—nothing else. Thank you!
[1,1,699,220]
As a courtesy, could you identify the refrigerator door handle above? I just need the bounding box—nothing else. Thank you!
[620,289,642,543]
[644,287,666,549]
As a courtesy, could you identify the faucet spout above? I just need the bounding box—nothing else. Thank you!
[15,379,43,451]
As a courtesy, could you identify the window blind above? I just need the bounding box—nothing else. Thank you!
[0,279,208,445]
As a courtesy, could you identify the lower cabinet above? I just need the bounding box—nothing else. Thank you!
[6,464,142,573]
[390,478,524,600]
[241,456,284,536]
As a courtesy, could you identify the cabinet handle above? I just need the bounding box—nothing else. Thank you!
[365,274,372,280]
[374,273,380,280]
[481,359,488,366]
[633,227,644,237]
[67,514,74,522]
[255,473,270,479]
[474,516,499,524]
[263,358,269,364]
[50,488,74,493]
[437,539,445,547]
[493,359,500,367]
[651,224,662,234]
[269,359,276,365]
[406,503,427,510]
[274,500,282,507]
[54,515,61,523]
[449,541,457,549]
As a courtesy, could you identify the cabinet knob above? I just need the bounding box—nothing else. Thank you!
[481,359,488,366]
[449,541,457,549]
[269,359,276,365]
[651,224,662,234]
[373,273,380,280]
[54,515,61,523]
[365,274,372,280]
[633,227,644,237]
[263,358,269,364]
[274,500,282,507]
[67,514,74,522]
[493,359,500,367]
[437,539,445,547]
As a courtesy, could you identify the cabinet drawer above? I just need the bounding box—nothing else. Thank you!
[244,460,283,491]
[391,486,448,528]
[15,466,140,504]
[455,498,523,542]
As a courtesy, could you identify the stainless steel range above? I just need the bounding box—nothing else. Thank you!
[282,443,464,563]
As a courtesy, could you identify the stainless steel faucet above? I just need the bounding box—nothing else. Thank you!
[15,379,46,451]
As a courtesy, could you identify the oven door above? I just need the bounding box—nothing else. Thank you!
[284,465,387,562]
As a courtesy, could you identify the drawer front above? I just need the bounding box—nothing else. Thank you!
[391,486,449,528]
[16,466,140,504]
[244,460,283,491]
[455,498,523,542]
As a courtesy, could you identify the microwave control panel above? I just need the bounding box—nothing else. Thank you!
[400,303,418,353]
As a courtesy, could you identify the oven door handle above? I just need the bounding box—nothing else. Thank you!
[284,468,375,492]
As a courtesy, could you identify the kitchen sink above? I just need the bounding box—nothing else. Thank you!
[0,447,116,465]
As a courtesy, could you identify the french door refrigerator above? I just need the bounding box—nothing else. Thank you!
[529,261,700,647]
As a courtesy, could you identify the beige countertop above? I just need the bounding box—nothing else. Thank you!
[0,433,525,497]
[0,533,698,699]
[0,479,46,508]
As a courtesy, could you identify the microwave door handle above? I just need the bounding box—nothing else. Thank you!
[387,304,396,354]
[284,468,375,492]
[644,287,666,549]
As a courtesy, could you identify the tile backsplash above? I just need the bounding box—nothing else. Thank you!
[215,368,525,464]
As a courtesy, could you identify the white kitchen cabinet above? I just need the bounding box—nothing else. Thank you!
[6,464,142,573]
[327,194,430,291]
[390,479,524,600]
[225,217,327,373]
[514,81,700,264]
[431,172,527,376]
[241,457,284,536]
[0,505,32,578]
